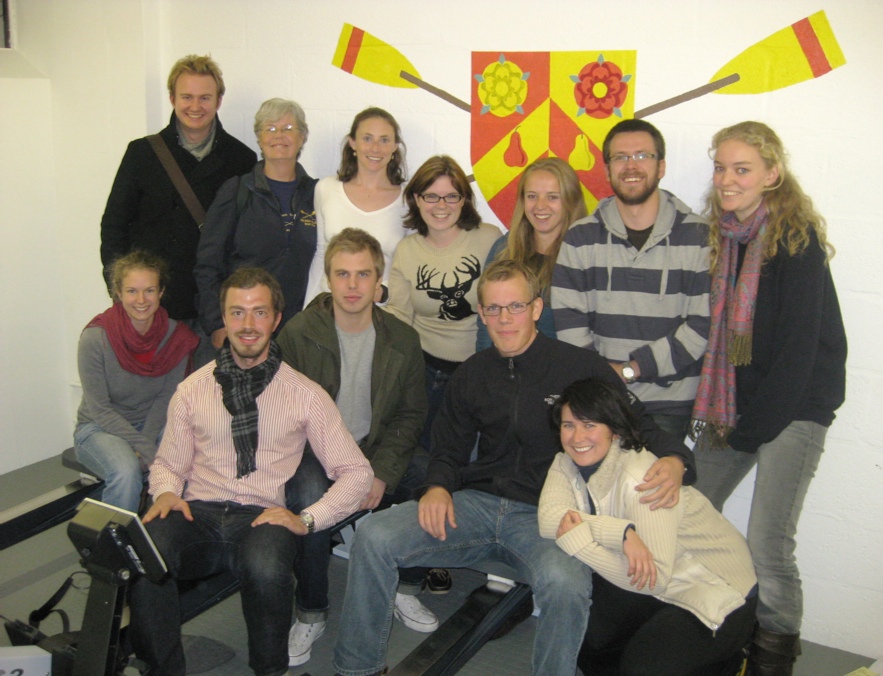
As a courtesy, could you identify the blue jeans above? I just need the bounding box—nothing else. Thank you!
[693,420,826,634]
[74,421,146,513]
[286,447,430,621]
[333,489,593,676]
[129,501,297,676]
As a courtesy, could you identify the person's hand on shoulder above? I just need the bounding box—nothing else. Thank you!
[636,455,685,510]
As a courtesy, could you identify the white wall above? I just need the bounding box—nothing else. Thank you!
[2,0,880,660]
[0,74,68,475]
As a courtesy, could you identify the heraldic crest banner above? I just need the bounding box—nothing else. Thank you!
[471,51,637,226]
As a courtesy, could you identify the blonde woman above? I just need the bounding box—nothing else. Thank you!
[476,157,587,351]
[75,251,198,513]
[691,121,847,675]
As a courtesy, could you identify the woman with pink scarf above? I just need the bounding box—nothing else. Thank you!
[690,121,846,676]
[75,251,198,513]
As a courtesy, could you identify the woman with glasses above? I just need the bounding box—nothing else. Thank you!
[195,98,318,349]
[476,157,587,351]
[539,378,757,675]
[385,155,500,619]
[304,107,409,303]
[389,155,500,432]
[690,121,846,675]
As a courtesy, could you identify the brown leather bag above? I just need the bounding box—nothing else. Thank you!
[147,134,207,228]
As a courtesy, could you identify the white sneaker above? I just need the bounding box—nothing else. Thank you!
[288,619,325,666]
[394,592,439,632]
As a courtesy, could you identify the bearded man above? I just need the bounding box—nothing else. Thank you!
[552,119,711,439]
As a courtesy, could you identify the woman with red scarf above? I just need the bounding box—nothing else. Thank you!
[690,121,847,676]
[74,251,198,513]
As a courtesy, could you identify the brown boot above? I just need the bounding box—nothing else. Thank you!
[748,625,801,676]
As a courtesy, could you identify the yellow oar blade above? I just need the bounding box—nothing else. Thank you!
[711,10,845,95]
[332,23,421,89]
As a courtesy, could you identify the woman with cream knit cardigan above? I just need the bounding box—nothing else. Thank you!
[539,379,757,675]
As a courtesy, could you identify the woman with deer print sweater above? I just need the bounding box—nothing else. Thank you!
[387,156,499,452]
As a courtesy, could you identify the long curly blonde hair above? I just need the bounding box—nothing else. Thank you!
[704,121,833,273]
[497,157,588,292]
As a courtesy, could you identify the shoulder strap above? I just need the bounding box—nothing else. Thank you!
[147,134,207,228]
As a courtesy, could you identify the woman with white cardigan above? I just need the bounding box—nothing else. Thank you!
[539,378,757,675]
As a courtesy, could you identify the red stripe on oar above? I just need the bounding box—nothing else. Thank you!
[791,17,831,78]
[341,27,364,74]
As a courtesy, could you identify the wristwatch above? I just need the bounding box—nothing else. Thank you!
[621,363,637,384]
[300,511,315,534]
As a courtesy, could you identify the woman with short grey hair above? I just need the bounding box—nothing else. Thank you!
[253,98,309,152]
[195,97,319,346]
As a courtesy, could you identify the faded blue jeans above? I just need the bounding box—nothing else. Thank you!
[693,420,827,634]
[74,421,148,513]
[333,489,593,676]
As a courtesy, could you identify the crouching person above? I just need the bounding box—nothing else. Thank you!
[129,268,372,676]
[539,379,757,675]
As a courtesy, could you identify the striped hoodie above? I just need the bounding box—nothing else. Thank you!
[551,190,710,417]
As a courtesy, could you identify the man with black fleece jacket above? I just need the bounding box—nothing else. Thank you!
[334,260,694,676]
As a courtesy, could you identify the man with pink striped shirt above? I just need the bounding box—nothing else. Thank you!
[129,268,373,676]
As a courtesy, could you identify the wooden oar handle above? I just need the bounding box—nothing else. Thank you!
[399,71,471,112]
[398,67,740,121]
[634,73,740,119]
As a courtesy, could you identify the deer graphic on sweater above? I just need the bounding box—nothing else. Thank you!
[415,255,482,320]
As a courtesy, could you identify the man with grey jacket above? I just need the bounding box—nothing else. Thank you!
[552,119,710,438]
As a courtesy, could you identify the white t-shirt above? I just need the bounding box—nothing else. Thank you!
[304,176,408,303]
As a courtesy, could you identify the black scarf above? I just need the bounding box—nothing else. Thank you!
[213,341,282,478]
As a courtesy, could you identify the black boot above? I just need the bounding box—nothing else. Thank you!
[748,625,801,676]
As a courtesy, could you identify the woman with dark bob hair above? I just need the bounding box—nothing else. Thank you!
[539,378,757,675]
[75,251,198,513]
[305,107,409,302]
[385,154,500,621]
[690,121,847,675]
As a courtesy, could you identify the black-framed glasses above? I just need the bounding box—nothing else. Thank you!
[419,193,463,204]
[608,152,657,164]
[481,299,535,316]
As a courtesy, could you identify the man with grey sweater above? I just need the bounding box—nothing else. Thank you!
[551,119,710,438]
